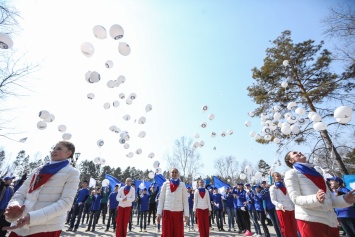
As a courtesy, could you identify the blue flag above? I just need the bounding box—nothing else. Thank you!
[343,174,355,191]
[134,180,152,190]
[154,174,166,188]
[105,174,123,192]
[213,176,229,189]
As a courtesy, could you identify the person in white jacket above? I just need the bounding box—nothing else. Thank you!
[157,168,189,237]
[116,178,135,237]
[3,141,80,237]
[193,179,211,237]
[284,150,355,237]
[270,172,297,237]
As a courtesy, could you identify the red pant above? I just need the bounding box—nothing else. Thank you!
[196,209,209,237]
[297,220,339,237]
[9,230,61,237]
[116,206,131,237]
[161,210,184,237]
[276,210,297,237]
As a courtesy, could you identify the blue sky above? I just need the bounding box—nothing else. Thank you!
[1,0,345,179]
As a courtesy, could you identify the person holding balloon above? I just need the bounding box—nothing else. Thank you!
[3,141,79,237]
[284,151,355,237]
[116,178,135,237]
[156,168,189,237]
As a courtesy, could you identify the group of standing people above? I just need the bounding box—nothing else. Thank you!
[0,143,355,237]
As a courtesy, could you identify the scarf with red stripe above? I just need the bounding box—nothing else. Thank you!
[275,182,287,195]
[294,163,326,192]
[170,178,180,192]
[29,160,69,193]
[198,188,205,198]
[124,185,131,195]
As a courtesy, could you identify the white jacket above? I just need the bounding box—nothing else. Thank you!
[6,163,79,236]
[193,188,211,212]
[117,186,135,208]
[284,168,350,227]
[157,181,189,217]
[269,184,294,211]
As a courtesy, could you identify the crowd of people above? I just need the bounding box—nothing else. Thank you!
[0,142,355,237]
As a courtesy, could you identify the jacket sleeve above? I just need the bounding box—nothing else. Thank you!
[181,184,189,217]
[284,170,322,208]
[26,168,79,226]
[126,188,135,203]
[193,189,198,212]
[269,185,282,209]
[206,190,212,211]
[157,182,167,215]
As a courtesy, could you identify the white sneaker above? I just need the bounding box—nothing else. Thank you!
[257,235,262,237]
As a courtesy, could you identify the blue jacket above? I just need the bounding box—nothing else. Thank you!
[91,194,102,211]
[333,187,355,218]
[232,188,247,208]
[253,192,264,212]
[212,193,223,210]
[139,193,150,211]
[188,193,194,209]
[75,188,90,204]
[108,192,119,210]
[224,193,234,208]
[261,188,275,211]
[245,190,255,211]
[0,185,13,210]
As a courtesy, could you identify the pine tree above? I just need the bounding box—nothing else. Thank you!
[257,159,271,177]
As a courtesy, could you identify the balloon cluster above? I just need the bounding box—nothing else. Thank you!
[148,160,162,179]
[193,105,234,149]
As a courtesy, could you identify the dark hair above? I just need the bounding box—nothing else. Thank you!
[83,180,88,183]
[58,141,75,158]
[284,151,293,168]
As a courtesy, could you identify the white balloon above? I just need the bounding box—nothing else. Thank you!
[211,132,217,137]
[153,160,160,169]
[44,114,55,123]
[0,33,13,49]
[136,149,142,155]
[194,133,200,139]
[37,121,47,130]
[273,112,281,120]
[104,102,110,109]
[262,126,271,134]
[126,152,134,158]
[227,129,233,135]
[148,153,155,158]
[58,125,67,133]
[113,101,120,107]
[208,114,215,120]
[281,81,288,88]
[286,116,297,124]
[118,42,131,56]
[287,75,293,82]
[313,122,327,131]
[88,71,100,83]
[308,111,317,119]
[122,114,131,121]
[102,178,109,186]
[245,166,253,175]
[202,105,208,112]
[245,121,252,127]
[283,60,289,67]
[105,60,113,68]
[273,137,281,144]
[107,80,115,88]
[129,93,137,100]
[282,122,290,127]
[295,107,306,116]
[240,173,247,180]
[117,75,126,84]
[281,126,291,135]
[145,104,152,112]
[124,143,130,149]
[273,105,281,112]
[94,157,101,164]
[97,139,104,147]
[311,114,322,122]
[119,93,125,99]
[193,141,200,148]
[93,25,107,39]
[334,106,352,119]
[255,171,263,179]
[221,131,226,137]
[39,110,50,119]
[290,125,300,134]
[250,131,256,137]
[287,102,297,110]
[138,117,146,124]
[119,138,126,144]
[199,141,205,147]
[200,122,207,128]
[148,172,154,179]
[109,24,124,40]
[156,167,162,174]
[248,111,255,117]
[109,125,120,133]
[138,131,146,138]
[62,133,72,140]
[80,42,95,57]
[284,112,292,119]
[87,93,95,99]
[126,98,133,105]
[264,134,272,141]
[255,134,261,140]
[298,118,306,125]
[336,117,352,124]
[100,158,106,165]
